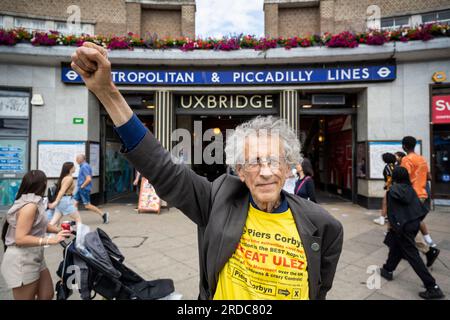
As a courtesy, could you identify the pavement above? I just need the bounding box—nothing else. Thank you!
[1,193,449,300]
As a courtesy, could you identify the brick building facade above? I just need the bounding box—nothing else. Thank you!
[0,1,449,208]
[0,0,195,38]
[264,0,450,37]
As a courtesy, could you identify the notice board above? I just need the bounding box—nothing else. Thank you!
[368,141,422,179]
[37,141,86,178]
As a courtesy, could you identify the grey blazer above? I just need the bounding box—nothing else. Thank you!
[123,131,344,300]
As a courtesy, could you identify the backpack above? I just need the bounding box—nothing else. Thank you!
[384,164,396,190]
[47,183,58,203]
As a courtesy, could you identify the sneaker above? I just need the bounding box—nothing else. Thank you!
[373,216,385,226]
[380,267,393,281]
[102,212,110,224]
[426,247,440,267]
[419,286,445,300]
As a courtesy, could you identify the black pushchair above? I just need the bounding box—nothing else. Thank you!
[56,226,175,300]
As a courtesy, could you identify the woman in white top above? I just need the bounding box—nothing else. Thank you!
[1,170,71,300]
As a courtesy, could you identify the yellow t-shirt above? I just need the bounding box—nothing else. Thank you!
[213,203,309,300]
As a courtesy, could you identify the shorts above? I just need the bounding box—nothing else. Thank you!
[46,208,55,221]
[0,246,47,289]
[74,188,91,205]
[56,195,77,215]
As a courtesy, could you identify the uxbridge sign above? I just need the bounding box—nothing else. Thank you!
[62,65,396,85]
[179,94,274,109]
[175,94,278,115]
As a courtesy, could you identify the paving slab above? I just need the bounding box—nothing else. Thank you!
[1,198,449,300]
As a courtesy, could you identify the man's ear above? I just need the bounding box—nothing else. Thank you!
[283,164,292,179]
[236,165,245,182]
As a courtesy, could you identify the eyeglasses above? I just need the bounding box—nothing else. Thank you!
[243,156,287,172]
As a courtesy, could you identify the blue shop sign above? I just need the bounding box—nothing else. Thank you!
[62,65,396,85]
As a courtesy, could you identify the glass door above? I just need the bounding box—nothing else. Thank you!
[432,124,450,198]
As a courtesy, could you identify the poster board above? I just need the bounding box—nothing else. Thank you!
[88,142,100,177]
[0,96,29,118]
[138,178,161,214]
[37,141,86,178]
[368,141,422,179]
[356,142,367,179]
[0,138,28,178]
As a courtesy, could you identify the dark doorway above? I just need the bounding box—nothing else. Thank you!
[185,115,255,181]
[300,114,355,201]
[100,112,154,203]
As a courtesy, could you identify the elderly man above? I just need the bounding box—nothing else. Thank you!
[71,42,343,300]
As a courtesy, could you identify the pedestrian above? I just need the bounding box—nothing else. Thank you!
[0,170,72,300]
[47,162,81,225]
[133,170,142,210]
[282,166,297,194]
[133,170,141,193]
[401,136,439,267]
[294,158,317,203]
[380,167,444,299]
[395,151,406,166]
[74,154,109,224]
[70,41,343,300]
[396,150,435,247]
[373,153,397,226]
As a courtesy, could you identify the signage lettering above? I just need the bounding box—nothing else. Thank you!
[180,95,274,109]
[62,65,396,85]
[432,95,450,124]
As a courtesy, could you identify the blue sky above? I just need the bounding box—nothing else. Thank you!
[196,0,264,38]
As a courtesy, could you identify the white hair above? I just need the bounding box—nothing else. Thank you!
[225,116,302,171]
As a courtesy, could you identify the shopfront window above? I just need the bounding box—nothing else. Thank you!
[432,85,450,199]
[0,90,30,207]
[433,125,450,197]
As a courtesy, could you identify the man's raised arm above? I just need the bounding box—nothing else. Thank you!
[71,42,212,226]
[71,42,132,127]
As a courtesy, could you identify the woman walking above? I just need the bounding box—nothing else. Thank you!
[48,162,81,225]
[1,170,72,300]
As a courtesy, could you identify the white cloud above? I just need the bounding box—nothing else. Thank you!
[196,0,264,38]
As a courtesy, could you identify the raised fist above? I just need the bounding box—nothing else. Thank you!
[71,42,113,94]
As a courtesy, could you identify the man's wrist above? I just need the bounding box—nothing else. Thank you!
[94,82,133,127]
[93,81,117,99]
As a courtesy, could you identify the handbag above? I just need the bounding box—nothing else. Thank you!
[295,176,311,195]
[55,279,72,300]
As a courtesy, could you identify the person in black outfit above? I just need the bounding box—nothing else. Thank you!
[380,166,444,300]
[374,153,397,226]
[394,151,406,166]
[294,158,317,203]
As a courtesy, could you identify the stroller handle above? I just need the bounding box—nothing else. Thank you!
[59,230,76,249]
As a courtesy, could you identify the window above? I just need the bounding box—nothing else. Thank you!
[0,90,30,207]
[14,17,46,32]
[381,16,410,30]
[55,21,94,35]
[422,9,450,24]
